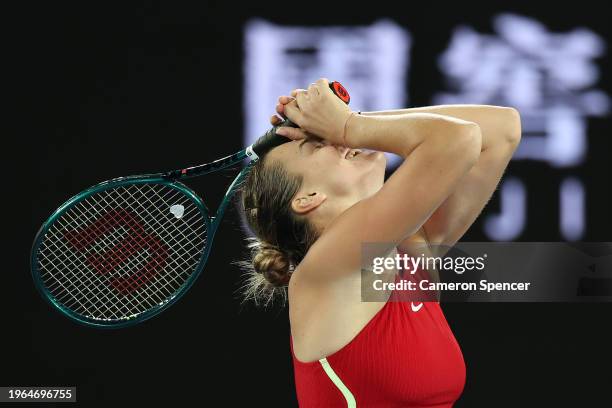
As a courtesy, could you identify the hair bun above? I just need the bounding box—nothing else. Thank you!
[253,242,292,287]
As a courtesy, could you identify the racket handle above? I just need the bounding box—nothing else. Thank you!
[329,81,350,104]
[251,80,351,158]
[166,81,351,179]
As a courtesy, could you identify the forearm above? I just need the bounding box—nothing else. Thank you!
[361,104,521,150]
[346,112,480,158]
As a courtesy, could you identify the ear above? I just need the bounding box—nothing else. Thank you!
[291,192,327,215]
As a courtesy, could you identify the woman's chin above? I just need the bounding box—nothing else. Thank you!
[373,151,387,163]
[369,151,387,170]
[348,151,386,183]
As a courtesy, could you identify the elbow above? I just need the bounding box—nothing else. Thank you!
[433,121,481,170]
[429,118,482,168]
[503,107,522,146]
[457,122,482,166]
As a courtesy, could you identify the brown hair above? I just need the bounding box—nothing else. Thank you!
[234,155,319,306]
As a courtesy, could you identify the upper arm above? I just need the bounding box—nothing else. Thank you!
[416,108,522,256]
[297,123,482,284]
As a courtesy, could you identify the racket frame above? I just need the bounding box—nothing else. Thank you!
[31,162,253,328]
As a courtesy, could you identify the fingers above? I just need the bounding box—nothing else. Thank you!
[270,114,283,126]
[275,95,294,120]
[272,96,294,125]
[295,89,309,110]
[279,78,331,129]
[278,95,294,105]
[291,88,307,98]
[307,83,320,96]
[276,126,306,140]
[276,102,285,117]
[289,79,327,99]
[316,77,330,88]
[283,99,303,126]
[315,78,332,97]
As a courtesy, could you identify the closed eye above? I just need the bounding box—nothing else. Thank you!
[299,136,325,153]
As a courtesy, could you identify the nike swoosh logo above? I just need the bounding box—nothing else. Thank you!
[411,302,423,312]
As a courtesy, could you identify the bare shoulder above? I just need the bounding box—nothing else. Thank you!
[288,237,406,362]
[288,268,387,362]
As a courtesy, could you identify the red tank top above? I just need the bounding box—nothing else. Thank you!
[290,255,466,407]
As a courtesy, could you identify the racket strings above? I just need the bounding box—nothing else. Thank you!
[71,185,204,305]
[42,185,204,319]
[42,190,179,317]
[37,183,208,322]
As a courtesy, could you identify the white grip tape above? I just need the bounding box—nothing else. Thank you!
[245,144,259,161]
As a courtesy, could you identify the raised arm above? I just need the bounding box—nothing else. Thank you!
[370,105,522,256]
[297,111,483,283]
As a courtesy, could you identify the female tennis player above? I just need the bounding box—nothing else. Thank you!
[238,78,521,407]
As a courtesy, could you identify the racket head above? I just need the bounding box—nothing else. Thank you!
[31,176,212,328]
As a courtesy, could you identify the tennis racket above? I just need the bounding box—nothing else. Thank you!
[31,80,351,328]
